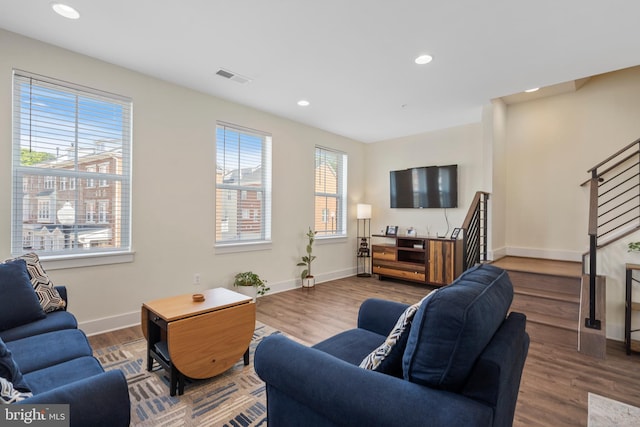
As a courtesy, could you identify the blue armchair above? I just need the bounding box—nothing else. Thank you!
[255,264,529,427]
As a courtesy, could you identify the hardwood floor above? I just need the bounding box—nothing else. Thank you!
[89,275,640,426]
[491,256,582,278]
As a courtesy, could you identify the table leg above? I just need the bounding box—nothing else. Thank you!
[170,366,178,397]
[243,346,250,366]
[177,371,185,396]
[147,317,156,372]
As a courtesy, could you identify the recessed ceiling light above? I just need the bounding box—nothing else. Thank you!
[297,100,310,107]
[51,2,80,19]
[525,87,540,93]
[414,54,433,65]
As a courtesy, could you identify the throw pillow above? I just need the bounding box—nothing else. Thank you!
[0,338,31,393]
[359,289,438,377]
[5,253,66,313]
[0,376,33,403]
[0,259,46,331]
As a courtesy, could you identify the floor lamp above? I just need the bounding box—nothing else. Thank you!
[356,203,372,277]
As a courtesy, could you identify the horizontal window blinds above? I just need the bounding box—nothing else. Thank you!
[314,146,347,237]
[215,122,272,244]
[12,70,132,256]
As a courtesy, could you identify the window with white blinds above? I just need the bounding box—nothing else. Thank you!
[215,122,272,245]
[11,70,132,257]
[314,146,347,237]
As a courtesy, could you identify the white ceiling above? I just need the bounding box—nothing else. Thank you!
[2,0,640,143]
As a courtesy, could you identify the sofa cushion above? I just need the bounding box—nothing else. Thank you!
[359,289,437,377]
[5,253,66,313]
[23,356,105,395]
[6,329,93,374]
[0,310,78,343]
[313,329,386,366]
[0,376,32,403]
[0,338,30,393]
[402,264,513,391]
[0,259,46,331]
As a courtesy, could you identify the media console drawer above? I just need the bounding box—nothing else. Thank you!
[372,245,397,261]
[371,236,462,286]
[373,265,426,283]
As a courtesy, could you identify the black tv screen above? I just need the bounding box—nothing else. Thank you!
[390,165,458,208]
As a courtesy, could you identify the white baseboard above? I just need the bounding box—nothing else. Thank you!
[265,266,357,295]
[488,246,507,261]
[80,310,140,337]
[81,266,358,336]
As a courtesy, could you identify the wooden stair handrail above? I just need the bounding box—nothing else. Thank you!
[581,150,640,186]
[462,191,490,230]
[587,137,640,174]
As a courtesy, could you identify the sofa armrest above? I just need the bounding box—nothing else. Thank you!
[357,298,409,336]
[255,334,492,427]
[18,370,130,427]
[54,286,68,310]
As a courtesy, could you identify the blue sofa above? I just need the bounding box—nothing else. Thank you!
[255,264,529,427]
[0,257,130,427]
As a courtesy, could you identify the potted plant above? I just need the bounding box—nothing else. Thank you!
[233,271,270,302]
[297,227,317,288]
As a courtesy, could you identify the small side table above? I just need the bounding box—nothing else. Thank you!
[141,288,256,396]
[625,264,640,355]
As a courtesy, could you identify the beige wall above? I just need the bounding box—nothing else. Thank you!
[503,67,640,261]
[498,66,640,340]
[364,67,640,341]
[364,123,487,238]
[0,29,365,333]
[3,28,640,339]
[487,100,507,258]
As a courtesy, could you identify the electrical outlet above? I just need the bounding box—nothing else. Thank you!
[194,273,201,286]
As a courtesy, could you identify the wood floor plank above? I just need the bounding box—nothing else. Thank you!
[492,256,583,278]
[88,274,640,426]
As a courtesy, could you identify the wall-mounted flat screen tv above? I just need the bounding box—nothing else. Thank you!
[390,165,458,208]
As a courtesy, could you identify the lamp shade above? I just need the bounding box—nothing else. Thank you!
[356,204,372,219]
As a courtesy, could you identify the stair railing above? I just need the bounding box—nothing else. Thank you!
[583,137,640,330]
[462,191,490,270]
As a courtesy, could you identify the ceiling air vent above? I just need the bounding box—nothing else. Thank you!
[215,68,252,84]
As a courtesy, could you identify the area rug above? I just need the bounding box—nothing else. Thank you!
[587,392,640,426]
[93,322,279,426]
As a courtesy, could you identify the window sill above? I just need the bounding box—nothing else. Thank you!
[316,235,348,245]
[215,241,273,254]
[40,251,135,270]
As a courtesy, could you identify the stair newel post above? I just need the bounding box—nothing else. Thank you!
[586,172,602,329]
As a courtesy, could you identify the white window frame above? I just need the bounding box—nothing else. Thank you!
[215,122,272,250]
[85,201,96,223]
[314,146,348,238]
[86,165,96,188]
[44,176,55,189]
[98,200,109,224]
[11,70,133,266]
[98,163,109,187]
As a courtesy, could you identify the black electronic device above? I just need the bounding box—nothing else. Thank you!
[389,164,458,208]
